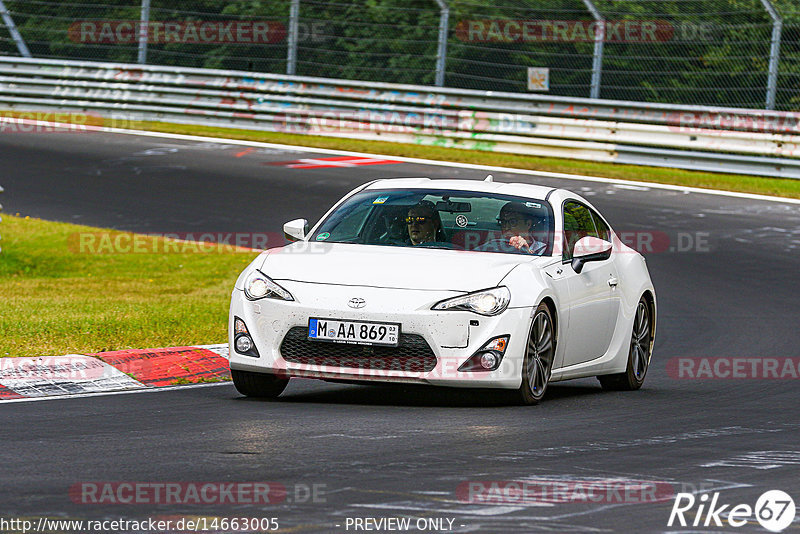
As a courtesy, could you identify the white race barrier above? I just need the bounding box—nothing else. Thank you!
[1,56,798,178]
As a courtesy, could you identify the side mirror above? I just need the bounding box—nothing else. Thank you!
[571,236,612,273]
[283,218,309,242]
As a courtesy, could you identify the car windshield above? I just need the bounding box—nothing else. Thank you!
[311,188,555,255]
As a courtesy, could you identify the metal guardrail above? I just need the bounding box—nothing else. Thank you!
[1,57,799,179]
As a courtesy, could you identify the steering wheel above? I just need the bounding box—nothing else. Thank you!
[480,237,516,250]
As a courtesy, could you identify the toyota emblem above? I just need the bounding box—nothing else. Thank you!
[348,297,366,309]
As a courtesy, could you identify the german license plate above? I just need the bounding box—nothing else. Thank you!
[308,318,400,346]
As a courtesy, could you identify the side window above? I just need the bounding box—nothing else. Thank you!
[591,210,611,242]
[563,201,597,260]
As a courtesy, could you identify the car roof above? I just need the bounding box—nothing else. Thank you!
[364,177,557,200]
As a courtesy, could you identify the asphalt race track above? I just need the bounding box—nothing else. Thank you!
[1,130,799,533]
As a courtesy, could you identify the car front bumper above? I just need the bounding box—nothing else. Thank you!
[228,281,532,389]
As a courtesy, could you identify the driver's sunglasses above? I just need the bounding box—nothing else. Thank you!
[406,216,430,225]
[497,217,522,227]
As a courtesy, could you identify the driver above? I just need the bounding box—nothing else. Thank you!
[379,206,408,244]
[406,200,446,245]
[496,201,547,254]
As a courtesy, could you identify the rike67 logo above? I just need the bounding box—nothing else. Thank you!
[668,490,795,532]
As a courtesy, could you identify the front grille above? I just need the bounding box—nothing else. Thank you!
[280,327,437,373]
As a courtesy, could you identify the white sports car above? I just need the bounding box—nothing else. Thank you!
[228,177,656,404]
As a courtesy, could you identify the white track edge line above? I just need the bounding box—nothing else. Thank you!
[9,118,800,205]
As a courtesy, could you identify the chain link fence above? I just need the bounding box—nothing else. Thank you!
[0,0,798,110]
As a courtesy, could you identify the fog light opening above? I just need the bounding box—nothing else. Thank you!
[235,335,253,353]
[479,352,498,370]
[458,335,510,372]
[232,316,260,358]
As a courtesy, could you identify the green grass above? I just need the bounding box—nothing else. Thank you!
[171,376,229,385]
[136,121,800,200]
[0,215,255,358]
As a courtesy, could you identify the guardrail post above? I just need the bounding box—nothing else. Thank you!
[287,0,299,75]
[759,0,782,110]
[582,0,604,99]
[0,0,31,58]
[137,0,150,64]
[434,0,449,86]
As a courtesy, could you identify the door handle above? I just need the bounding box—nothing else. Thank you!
[608,276,619,287]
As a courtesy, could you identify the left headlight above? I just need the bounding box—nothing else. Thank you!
[244,270,294,301]
[432,286,510,316]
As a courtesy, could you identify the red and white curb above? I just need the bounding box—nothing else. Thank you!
[0,344,229,401]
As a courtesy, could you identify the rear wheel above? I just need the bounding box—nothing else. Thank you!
[231,369,289,398]
[515,303,555,405]
[598,297,652,391]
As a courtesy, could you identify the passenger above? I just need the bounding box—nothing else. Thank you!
[406,201,447,245]
[495,201,547,254]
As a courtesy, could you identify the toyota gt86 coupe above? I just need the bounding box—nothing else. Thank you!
[228,177,656,404]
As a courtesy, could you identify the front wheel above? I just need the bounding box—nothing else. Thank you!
[598,297,652,391]
[515,303,555,405]
[231,369,289,398]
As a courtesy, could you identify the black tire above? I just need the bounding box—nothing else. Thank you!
[598,297,652,391]
[231,369,289,398]
[515,303,555,405]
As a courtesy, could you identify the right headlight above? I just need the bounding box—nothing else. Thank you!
[432,287,510,316]
[243,270,294,301]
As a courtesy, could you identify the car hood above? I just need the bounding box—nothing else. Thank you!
[259,242,544,292]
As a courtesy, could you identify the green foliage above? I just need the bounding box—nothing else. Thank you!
[0,0,797,109]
